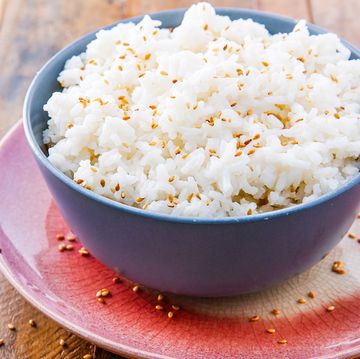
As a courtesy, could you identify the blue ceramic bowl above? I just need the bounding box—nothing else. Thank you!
[24,8,360,297]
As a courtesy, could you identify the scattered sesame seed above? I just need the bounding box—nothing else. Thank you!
[56,234,65,241]
[160,70,168,76]
[136,197,145,203]
[7,324,15,331]
[266,328,276,334]
[332,261,346,274]
[172,305,180,311]
[247,209,253,215]
[100,179,106,187]
[0,339,3,347]
[326,305,335,312]
[98,297,105,304]
[155,305,163,311]
[196,193,202,200]
[247,149,255,155]
[121,192,126,199]
[115,183,121,191]
[334,113,341,119]
[144,53,151,60]
[83,355,93,359]
[278,339,287,345]
[357,213,360,219]
[78,247,90,257]
[28,319,36,328]
[67,235,76,242]
[101,288,110,297]
[168,311,174,319]
[65,244,74,251]
[168,176,175,183]
[297,56,305,62]
[348,232,357,239]
[297,298,306,304]
[203,24,208,30]
[112,276,121,284]
[308,291,315,299]
[58,244,66,252]
[249,315,260,322]
[59,338,66,346]
[272,309,281,316]
[262,61,269,67]
[172,79,178,84]
[132,285,140,293]
[187,193,194,202]
[157,293,164,301]
[174,147,181,155]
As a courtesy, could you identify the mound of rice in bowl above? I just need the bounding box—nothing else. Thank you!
[43,2,360,218]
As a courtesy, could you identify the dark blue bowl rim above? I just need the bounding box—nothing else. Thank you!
[23,7,360,225]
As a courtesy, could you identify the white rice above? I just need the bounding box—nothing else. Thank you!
[43,2,360,218]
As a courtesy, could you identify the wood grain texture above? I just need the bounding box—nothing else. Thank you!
[0,0,359,358]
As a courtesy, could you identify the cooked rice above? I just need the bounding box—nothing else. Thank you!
[43,2,360,217]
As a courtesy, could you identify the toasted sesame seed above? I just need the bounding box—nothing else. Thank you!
[278,339,287,345]
[262,61,269,67]
[247,209,252,215]
[326,305,335,312]
[7,324,15,331]
[160,70,168,76]
[67,235,76,242]
[168,175,175,183]
[83,355,93,359]
[253,133,261,140]
[132,285,140,293]
[172,79,178,84]
[182,153,189,159]
[59,338,66,346]
[332,261,346,274]
[28,319,36,328]
[172,305,180,311]
[65,244,74,251]
[58,244,66,252]
[297,56,305,62]
[357,213,360,219]
[0,339,3,346]
[56,234,65,241]
[121,192,126,199]
[168,311,174,319]
[144,53,151,60]
[272,308,281,315]
[196,193,201,200]
[115,183,121,191]
[136,197,144,203]
[308,291,315,299]
[75,179,84,184]
[187,193,194,202]
[348,232,357,239]
[266,328,275,334]
[174,147,181,155]
[112,276,121,284]
[297,298,306,304]
[203,24,208,30]
[101,288,110,297]
[157,293,164,301]
[155,305,163,311]
[249,315,260,322]
[98,297,105,304]
[151,122,158,129]
[78,247,90,257]
[100,179,106,187]
[247,149,255,155]
[334,113,341,119]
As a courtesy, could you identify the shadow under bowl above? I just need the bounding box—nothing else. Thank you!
[23,8,360,297]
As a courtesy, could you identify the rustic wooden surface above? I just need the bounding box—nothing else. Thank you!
[0,0,359,358]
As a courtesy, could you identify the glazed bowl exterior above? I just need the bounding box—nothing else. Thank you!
[23,8,360,296]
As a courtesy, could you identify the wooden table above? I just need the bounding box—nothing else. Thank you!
[0,0,359,357]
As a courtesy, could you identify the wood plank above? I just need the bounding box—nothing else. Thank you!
[0,273,97,358]
[256,0,311,21]
[310,0,360,47]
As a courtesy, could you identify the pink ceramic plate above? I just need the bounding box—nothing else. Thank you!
[1,122,360,359]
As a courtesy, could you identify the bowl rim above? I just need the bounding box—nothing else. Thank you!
[23,7,360,225]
